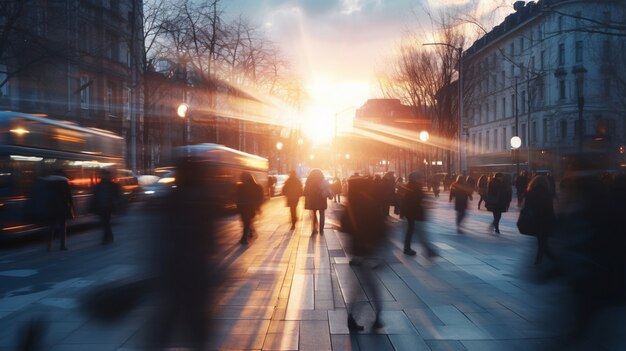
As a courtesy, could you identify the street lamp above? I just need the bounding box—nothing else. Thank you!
[511,136,522,176]
[177,103,189,145]
[423,42,464,174]
[276,141,283,173]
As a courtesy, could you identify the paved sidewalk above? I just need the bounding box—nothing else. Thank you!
[1,194,624,350]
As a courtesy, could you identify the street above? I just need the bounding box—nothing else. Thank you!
[0,192,623,351]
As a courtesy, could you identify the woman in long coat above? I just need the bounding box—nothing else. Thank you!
[303,169,331,235]
[485,173,507,234]
[236,172,264,244]
[476,174,488,210]
[282,170,303,230]
[524,175,555,264]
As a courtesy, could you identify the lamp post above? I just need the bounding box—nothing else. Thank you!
[511,136,522,176]
[575,69,586,153]
[177,103,189,145]
[419,130,430,179]
[276,141,283,174]
[423,42,463,175]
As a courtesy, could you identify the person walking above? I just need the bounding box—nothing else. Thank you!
[523,175,556,264]
[485,172,507,234]
[93,169,122,244]
[342,176,386,331]
[282,170,303,230]
[515,170,529,207]
[33,170,74,251]
[476,174,488,209]
[399,172,437,257]
[303,169,331,235]
[449,175,473,234]
[236,172,264,244]
[331,176,342,203]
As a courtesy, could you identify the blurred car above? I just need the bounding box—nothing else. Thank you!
[272,174,287,196]
[140,167,176,203]
[116,169,140,204]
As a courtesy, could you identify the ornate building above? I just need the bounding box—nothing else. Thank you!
[0,0,144,171]
[463,0,626,176]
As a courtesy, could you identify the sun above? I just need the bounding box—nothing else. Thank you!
[302,105,335,145]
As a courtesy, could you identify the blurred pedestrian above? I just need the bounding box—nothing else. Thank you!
[515,170,529,207]
[267,175,276,197]
[236,172,264,244]
[31,170,74,251]
[393,176,403,215]
[282,170,303,230]
[523,175,556,264]
[150,157,223,350]
[381,172,396,216]
[429,174,440,197]
[92,169,122,244]
[399,172,437,257]
[449,175,473,234]
[331,176,342,203]
[485,172,507,234]
[476,174,488,209]
[342,176,386,331]
[304,169,331,235]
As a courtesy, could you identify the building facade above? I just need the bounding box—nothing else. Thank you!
[0,0,144,171]
[463,0,626,176]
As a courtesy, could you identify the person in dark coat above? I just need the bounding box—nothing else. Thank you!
[35,170,74,251]
[485,172,507,234]
[380,172,396,216]
[303,169,331,235]
[236,172,264,244]
[476,174,488,209]
[331,176,342,203]
[342,176,386,331]
[523,175,556,264]
[515,170,529,207]
[449,175,473,234]
[93,169,122,244]
[399,172,437,257]
[282,170,303,230]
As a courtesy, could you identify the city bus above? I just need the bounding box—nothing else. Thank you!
[0,111,125,236]
[169,143,269,209]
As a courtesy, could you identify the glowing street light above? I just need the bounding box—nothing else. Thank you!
[419,131,429,142]
[177,103,188,118]
[276,141,283,150]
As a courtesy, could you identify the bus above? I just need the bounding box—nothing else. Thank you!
[0,111,125,236]
[168,143,269,209]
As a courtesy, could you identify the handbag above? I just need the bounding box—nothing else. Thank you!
[516,206,536,235]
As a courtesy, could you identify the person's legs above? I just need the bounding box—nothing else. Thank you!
[478,195,484,209]
[404,219,416,255]
[289,205,297,229]
[240,215,251,243]
[319,209,325,234]
[102,213,113,244]
[310,210,318,234]
[57,220,67,250]
[414,221,437,257]
[493,211,502,233]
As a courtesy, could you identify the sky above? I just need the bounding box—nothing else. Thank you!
[224,0,511,142]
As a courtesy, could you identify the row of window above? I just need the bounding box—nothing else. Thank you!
[79,76,131,119]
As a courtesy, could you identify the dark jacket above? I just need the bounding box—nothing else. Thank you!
[236,181,264,219]
[523,183,555,234]
[344,177,386,256]
[400,181,425,221]
[486,176,507,212]
[304,170,330,210]
[477,175,488,197]
[29,175,74,222]
[282,176,303,207]
[449,182,473,211]
[93,180,122,215]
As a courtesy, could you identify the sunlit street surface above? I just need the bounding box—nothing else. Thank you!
[0,194,622,350]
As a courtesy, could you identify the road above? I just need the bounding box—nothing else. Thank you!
[0,192,623,350]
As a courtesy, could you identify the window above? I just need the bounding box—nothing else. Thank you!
[80,76,90,110]
[124,87,131,120]
[0,65,7,98]
[494,129,498,150]
[603,78,611,96]
[530,56,535,72]
[575,41,583,62]
[106,84,114,115]
[510,42,515,56]
[543,119,548,144]
[531,121,537,144]
[472,134,476,154]
[521,123,526,146]
[560,120,567,139]
[559,79,566,100]
[479,105,483,124]
[478,133,482,153]
[575,11,581,28]
[502,128,507,149]
[558,43,565,66]
[501,71,505,88]
[486,131,490,151]
[519,37,524,52]
[521,91,526,113]
[502,97,506,117]
[486,103,490,122]
[511,94,515,117]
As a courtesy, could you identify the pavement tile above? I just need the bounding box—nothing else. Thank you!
[430,305,472,325]
[299,320,331,351]
[330,334,360,351]
[354,334,394,351]
[263,332,299,350]
[388,334,430,351]
[424,339,468,351]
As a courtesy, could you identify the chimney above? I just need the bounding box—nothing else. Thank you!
[513,1,525,11]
